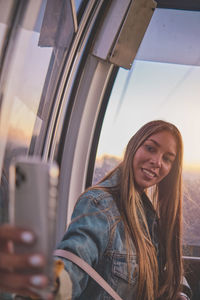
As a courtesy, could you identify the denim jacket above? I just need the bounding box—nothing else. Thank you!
[56,170,159,299]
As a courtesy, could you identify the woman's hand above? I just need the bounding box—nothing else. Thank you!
[0,224,53,299]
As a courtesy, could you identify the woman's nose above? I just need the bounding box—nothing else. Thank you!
[150,155,162,168]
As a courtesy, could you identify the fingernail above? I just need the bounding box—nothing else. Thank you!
[29,255,43,266]
[21,231,34,243]
[30,275,47,286]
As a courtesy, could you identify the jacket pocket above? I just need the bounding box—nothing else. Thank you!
[112,253,138,285]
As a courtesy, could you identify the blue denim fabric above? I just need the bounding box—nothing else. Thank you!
[0,293,13,300]
[56,171,159,299]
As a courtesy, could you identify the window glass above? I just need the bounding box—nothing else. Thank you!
[93,9,200,256]
[0,0,13,59]
[0,0,52,176]
[75,0,84,12]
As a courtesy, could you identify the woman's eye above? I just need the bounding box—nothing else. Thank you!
[163,156,172,163]
[145,145,155,152]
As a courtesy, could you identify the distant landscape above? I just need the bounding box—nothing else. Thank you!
[93,155,200,256]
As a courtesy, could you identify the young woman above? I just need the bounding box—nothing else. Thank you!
[0,120,191,300]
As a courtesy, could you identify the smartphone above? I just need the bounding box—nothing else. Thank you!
[9,156,59,287]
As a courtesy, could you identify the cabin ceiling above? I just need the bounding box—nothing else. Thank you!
[156,0,200,11]
[136,7,200,66]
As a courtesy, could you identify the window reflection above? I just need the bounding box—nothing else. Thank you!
[0,22,8,59]
[0,0,13,60]
[93,9,200,256]
[0,0,52,176]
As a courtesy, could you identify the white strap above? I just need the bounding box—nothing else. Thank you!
[54,249,123,300]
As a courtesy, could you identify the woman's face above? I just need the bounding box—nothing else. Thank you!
[133,130,177,193]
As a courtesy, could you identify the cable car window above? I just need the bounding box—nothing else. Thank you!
[93,8,200,257]
[0,0,52,176]
[0,0,13,61]
[75,0,84,12]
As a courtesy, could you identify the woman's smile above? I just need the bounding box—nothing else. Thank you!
[141,168,157,179]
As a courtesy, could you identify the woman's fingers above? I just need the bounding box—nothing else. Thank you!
[0,252,50,298]
[0,225,53,299]
[0,271,48,293]
[0,224,44,272]
[0,272,53,299]
[0,224,35,247]
[0,252,45,271]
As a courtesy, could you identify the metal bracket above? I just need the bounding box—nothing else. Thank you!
[92,0,157,69]
[38,0,78,48]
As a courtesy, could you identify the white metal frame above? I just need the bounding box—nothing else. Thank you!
[41,0,156,240]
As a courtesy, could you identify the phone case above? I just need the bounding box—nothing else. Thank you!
[9,156,59,283]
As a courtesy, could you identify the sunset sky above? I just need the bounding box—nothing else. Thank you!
[96,60,200,170]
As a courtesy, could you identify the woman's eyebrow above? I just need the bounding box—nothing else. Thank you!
[148,138,159,146]
[148,138,176,157]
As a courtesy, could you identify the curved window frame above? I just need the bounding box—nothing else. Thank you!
[42,0,155,241]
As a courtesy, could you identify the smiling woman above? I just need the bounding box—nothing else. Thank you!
[51,120,188,300]
[93,10,200,263]
[0,120,191,300]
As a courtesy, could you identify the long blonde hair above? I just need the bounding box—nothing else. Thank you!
[98,120,183,300]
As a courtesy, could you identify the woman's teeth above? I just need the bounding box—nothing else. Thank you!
[143,168,156,178]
